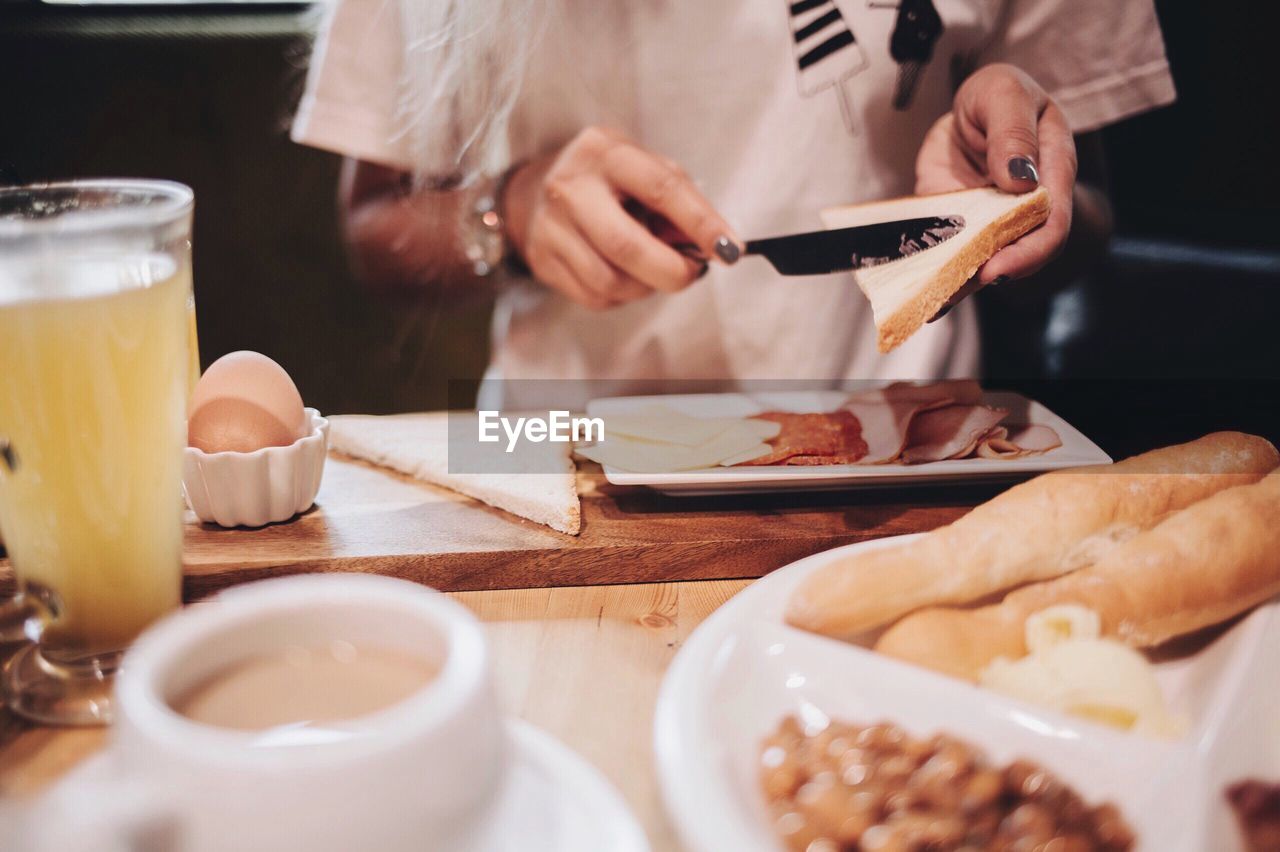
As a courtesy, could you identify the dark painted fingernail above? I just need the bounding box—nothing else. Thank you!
[714,235,740,265]
[1008,157,1039,184]
[695,261,710,280]
[672,242,705,261]
[988,275,1011,287]
[927,303,954,324]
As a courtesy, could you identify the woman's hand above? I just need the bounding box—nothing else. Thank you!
[916,63,1076,287]
[503,127,741,310]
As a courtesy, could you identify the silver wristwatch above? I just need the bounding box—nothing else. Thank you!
[463,168,516,278]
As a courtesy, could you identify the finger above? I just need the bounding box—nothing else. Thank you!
[526,239,615,311]
[563,180,705,292]
[547,218,652,303]
[977,224,1059,282]
[591,126,629,144]
[982,93,1042,193]
[978,104,1075,281]
[915,114,988,194]
[602,144,741,263]
[927,274,988,323]
[957,70,1046,192]
[545,257,615,311]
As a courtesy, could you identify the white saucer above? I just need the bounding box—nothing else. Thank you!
[19,718,648,852]
[473,718,650,851]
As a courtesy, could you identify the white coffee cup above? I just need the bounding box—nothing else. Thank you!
[13,574,505,852]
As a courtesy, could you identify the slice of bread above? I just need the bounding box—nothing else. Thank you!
[328,412,581,535]
[821,186,1051,353]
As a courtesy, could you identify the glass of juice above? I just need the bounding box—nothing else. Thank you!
[0,180,193,725]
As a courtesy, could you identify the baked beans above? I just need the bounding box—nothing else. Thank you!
[760,716,1135,851]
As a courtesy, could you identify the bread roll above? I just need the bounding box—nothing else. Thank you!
[876,472,1280,681]
[786,432,1279,639]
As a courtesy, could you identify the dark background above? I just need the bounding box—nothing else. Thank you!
[2,0,1277,450]
[1,4,493,416]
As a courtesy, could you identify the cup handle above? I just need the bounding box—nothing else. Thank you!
[4,750,182,852]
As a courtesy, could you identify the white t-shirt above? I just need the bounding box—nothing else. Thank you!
[294,0,1175,406]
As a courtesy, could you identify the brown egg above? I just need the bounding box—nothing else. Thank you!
[188,351,306,454]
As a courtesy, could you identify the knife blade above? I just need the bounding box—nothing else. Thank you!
[744,215,965,276]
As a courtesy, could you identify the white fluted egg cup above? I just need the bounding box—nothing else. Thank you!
[183,408,328,528]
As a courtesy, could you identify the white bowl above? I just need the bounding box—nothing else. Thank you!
[183,408,328,528]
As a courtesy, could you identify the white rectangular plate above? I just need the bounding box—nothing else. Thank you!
[586,390,1110,495]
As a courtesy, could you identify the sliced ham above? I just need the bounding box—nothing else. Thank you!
[900,404,1010,463]
[977,423,1064,459]
[844,398,948,464]
[730,382,1063,468]
[841,380,986,464]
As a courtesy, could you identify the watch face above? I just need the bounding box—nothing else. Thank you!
[467,216,507,277]
[468,181,508,276]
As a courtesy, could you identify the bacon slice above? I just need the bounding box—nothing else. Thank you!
[739,411,868,466]
[777,453,866,465]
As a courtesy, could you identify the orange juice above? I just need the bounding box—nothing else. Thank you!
[0,253,188,656]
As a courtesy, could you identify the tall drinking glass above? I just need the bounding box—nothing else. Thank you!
[0,180,192,725]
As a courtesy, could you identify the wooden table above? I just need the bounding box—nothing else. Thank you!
[0,579,750,852]
[0,457,986,599]
[0,456,989,849]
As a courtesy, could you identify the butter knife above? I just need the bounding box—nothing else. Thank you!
[743,215,965,276]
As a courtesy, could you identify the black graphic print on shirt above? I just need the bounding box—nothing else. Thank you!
[787,0,869,135]
[887,0,944,109]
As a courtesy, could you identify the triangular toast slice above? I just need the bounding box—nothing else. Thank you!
[328,412,581,535]
[821,186,1051,353]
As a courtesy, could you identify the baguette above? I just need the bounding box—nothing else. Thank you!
[876,472,1280,681]
[785,432,1279,639]
[820,187,1051,353]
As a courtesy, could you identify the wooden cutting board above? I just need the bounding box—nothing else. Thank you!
[1,454,993,600]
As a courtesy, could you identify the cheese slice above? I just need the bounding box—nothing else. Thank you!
[599,406,781,447]
[599,406,743,446]
[578,419,779,472]
[718,444,775,466]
